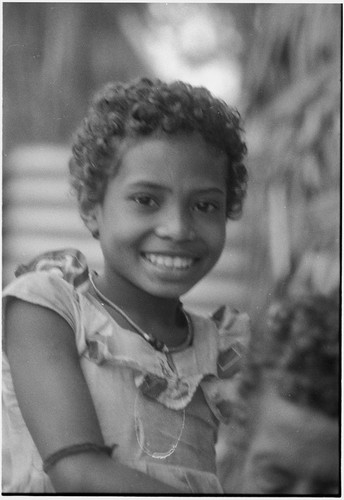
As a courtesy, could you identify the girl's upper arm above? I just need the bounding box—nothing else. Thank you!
[5,298,182,493]
[5,297,105,461]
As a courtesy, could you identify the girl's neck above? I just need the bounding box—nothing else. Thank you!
[92,271,186,345]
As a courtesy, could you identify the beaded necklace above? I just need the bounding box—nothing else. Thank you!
[88,272,193,354]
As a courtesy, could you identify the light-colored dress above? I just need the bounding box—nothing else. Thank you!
[2,249,250,493]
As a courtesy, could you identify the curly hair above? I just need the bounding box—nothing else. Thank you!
[239,293,340,420]
[69,77,247,223]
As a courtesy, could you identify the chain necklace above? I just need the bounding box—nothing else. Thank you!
[88,272,193,354]
[134,390,186,459]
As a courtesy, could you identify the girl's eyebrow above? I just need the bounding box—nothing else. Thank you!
[195,187,226,196]
[128,181,226,196]
[127,181,166,190]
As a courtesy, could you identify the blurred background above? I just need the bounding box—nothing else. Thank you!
[3,2,341,333]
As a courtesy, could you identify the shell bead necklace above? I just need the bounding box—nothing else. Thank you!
[88,272,193,354]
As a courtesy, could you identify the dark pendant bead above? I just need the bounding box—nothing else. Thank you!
[139,373,168,399]
[153,338,166,352]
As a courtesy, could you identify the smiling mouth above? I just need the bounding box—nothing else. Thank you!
[142,253,198,271]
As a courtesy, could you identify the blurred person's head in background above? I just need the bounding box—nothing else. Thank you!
[225,292,339,495]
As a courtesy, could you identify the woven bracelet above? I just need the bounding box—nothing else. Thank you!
[43,442,114,473]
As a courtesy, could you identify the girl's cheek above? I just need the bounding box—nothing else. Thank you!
[211,228,226,257]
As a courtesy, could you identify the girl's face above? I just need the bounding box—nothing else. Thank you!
[91,133,228,300]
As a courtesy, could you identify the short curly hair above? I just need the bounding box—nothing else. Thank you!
[240,293,340,420]
[69,77,248,223]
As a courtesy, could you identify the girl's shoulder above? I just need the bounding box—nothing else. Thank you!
[3,248,90,329]
[13,247,90,290]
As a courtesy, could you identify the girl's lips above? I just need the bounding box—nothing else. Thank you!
[141,252,198,271]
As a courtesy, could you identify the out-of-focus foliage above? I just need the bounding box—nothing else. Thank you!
[241,4,340,318]
[219,7,341,488]
[244,4,340,108]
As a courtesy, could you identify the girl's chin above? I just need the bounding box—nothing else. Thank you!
[145,285,194,300]
[138,278,198,300]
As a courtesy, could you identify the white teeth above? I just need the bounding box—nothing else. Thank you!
[144,253,194,270]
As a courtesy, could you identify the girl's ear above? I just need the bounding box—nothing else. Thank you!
[82,206,100,239]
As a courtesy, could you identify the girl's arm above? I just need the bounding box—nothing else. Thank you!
[5,298,180,493]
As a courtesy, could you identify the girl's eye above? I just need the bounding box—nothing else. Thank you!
[194,201,219,214]
[132,195,159,208]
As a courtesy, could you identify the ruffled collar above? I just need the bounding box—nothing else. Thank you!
[84,289,219,410]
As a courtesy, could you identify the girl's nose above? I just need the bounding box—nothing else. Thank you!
[155,208,196,241]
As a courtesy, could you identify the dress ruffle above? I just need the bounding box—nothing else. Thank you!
[15,248,90,292]
[201,305,250,423]
[85,327,204,411]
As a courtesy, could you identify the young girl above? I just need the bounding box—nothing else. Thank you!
[3,77,249,493]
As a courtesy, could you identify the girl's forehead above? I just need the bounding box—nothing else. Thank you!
[115,133,228,184]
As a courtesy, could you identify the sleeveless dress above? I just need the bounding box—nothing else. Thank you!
[2,249,250,493]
